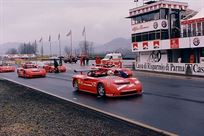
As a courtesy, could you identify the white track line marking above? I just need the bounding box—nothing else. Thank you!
[1,76,177,136]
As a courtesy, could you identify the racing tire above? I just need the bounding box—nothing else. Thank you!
[23,71,27,78]
[49,68,53,73]
[97,83,106,97]
[73,79,79,91]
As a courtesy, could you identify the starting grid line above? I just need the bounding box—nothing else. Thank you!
[1,76,177,136]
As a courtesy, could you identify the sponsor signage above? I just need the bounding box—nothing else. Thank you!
[143,42,148,50]
[132,42,138,51]
[200,57,204,63]
[170,38,179,49]
[131,19,168,34]
[153,41,160,49]
[193,37,200,46]
[135,62,204,76]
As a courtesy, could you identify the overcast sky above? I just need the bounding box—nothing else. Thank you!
[0,0,203,44]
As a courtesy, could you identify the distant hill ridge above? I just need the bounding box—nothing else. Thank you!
[0,37,134,58]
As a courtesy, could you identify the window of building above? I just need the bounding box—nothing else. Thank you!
[131,34,136,42]
[201,48,204,57]
[202,22,204,35]
[183,25,187,37]
[192,23,196,36]
[197,22,201,36]
[160,9,168,19]
[136,34,142,42]
[142,32,148,41]
[156,31,161,39]
[161,30,169,39]
[142,14,149,22]
[132,10,160,24]
[149,31,156,40]
[188,24,192,37]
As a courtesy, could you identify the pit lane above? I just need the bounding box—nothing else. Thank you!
[1,62,204,136]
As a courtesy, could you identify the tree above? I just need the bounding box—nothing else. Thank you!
[79,41,94,57]
[64,46,71,56]
[6,48,18,54]
[18,42,38,54]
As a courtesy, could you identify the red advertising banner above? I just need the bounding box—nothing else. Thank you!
[132,42,138,51]
[143,42,148,50]
[170,38,179,49]
[153,41,160,49]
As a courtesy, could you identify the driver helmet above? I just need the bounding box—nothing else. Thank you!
[107,70,114,76]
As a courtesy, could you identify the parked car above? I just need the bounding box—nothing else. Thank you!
[43,62,66,73]
[0,64,15,73]
[63,57,77,63]
[72,68,142,97]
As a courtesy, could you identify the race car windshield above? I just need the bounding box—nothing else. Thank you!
[104,55,112,59]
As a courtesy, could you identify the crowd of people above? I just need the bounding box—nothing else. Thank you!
[80,56,90,66]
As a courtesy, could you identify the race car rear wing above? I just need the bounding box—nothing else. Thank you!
[74,68,99,73]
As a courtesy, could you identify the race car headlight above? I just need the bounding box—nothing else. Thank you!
[135,80,140,84]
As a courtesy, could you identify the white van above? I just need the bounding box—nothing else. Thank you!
[101,53,122,67]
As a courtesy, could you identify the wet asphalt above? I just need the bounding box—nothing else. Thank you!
[0,62,204,136]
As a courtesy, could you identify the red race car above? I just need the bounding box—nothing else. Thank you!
[72,68,142,97]
[43,62,66,73]
[17,63,46,78]
[93,65,133,78]
[0,64,15,73]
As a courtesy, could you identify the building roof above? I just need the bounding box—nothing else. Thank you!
[128,0,188,18]
[190,8,204,20]
[181,8,204,25]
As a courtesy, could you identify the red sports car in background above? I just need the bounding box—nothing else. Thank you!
[72,68,142,97]
[43,62,66,73]
[17,63,46,78]
[0,64,15,73]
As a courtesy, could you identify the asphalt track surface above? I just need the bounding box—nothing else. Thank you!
[1,63,204,136]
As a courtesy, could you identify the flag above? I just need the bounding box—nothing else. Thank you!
[48,35,51,42]
[39,37,42,42]
[82,26,86,36]
[66,30,72,37]
[58,33,60,40]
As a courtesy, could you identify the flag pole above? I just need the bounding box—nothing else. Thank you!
[58,34,61,57]
[49,41,52,57]
[49,36,52,57]
[42,40,44,57]
[82,26,87,56]
[71,31,72,56]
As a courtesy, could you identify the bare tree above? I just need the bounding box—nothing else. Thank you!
[64,46,71,56]
[78,41,94,57]
[18,42,37,54]
[6,48,18,54]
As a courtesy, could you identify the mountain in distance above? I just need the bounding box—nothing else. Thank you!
[0,37,135,58]
[94,37,135,58]
[0,42,21,55]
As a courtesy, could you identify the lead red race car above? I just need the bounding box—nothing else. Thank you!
[0,64,15,73]
[43,62,66,73]
[17,62,46,78]
[72,68,142,97]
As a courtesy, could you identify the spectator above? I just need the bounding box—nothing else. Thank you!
[54,59,59,73]
[86,57,89,66]
[95,56,101,66]
[80,56,83,66]
[82,56,86,66]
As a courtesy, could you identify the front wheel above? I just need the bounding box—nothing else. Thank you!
[97,83,106,97]
[73,79,79,91]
